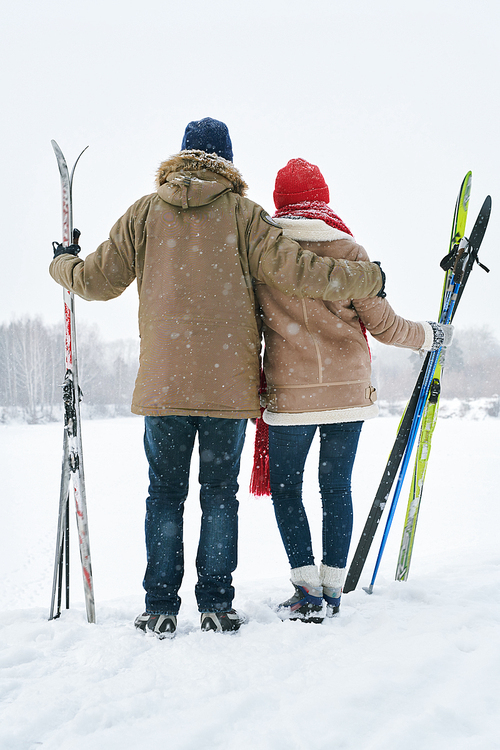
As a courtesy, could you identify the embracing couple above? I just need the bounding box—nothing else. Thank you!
[50,118,451,638]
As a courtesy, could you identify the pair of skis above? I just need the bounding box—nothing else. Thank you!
[49,142,95,623]
[344,174,491,594]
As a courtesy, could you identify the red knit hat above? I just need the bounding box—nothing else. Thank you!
[273,158,330,209]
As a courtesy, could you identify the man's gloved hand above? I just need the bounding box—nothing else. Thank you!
[428,322,454,351]
[373,261,386,298]
[52,241,81,258]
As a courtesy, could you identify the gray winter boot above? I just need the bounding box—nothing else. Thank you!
[134,612,177,639]
[200,609,245,633]
[277,565,324,623]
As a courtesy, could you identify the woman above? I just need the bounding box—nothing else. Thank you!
[255,158,451,622]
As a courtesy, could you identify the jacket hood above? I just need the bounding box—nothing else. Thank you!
[156,150,248,209]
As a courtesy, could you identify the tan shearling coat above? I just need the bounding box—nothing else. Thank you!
[50,152,384,419]
[257,218,433,424]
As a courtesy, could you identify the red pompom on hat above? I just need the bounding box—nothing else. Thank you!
[273,158,330,209]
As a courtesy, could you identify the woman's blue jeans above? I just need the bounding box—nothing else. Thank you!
[143,415,246,615]
[268,422,363,570]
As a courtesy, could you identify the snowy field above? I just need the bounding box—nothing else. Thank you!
[1,413,499,750]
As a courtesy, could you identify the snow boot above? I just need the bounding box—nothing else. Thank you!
[320,563,346,617]
[277,565,324,623]
[200,609,245,633]
[134,612,177,639]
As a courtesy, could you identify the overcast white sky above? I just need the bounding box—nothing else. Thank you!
[2,0,499,342]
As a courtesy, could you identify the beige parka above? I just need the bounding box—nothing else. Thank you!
[50,152,384,419]
[257,218,433,424]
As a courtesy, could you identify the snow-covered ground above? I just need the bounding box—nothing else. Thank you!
[1,414,499,749]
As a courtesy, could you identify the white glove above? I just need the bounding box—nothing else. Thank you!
[428,322,454,351]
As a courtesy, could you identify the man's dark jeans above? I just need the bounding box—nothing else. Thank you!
[143,415,246,615]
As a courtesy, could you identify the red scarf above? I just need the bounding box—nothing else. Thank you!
[249,369,271,497]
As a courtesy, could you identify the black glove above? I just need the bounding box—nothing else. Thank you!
[373,261,386,298]
[52,242,81,258]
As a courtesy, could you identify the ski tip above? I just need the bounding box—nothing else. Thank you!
[461,170,472,192]
[478,195,492,224]
[478,195,492,212]
[462,172,472,206]
[51,140,64,160]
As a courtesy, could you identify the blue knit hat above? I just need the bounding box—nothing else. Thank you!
[181,117,233,162]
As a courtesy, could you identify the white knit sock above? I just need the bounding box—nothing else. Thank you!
[290,564,322,592]
[320,563,346,597]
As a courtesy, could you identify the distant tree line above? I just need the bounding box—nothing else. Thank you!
[0,317,138,423]
[1,317,499,423]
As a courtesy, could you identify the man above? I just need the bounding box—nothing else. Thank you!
[50,118,384,638]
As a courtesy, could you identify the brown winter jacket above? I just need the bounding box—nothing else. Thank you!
[50,152,384,419]
[257,218,433,424]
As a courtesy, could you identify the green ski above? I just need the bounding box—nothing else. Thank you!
[395,172,472,581]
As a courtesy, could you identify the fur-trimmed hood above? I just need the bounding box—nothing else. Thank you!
[156,150,248,208]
